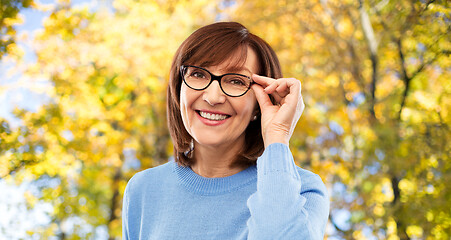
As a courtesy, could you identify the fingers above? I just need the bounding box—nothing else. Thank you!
[275,81,291,96]
[252,74,281,104]
[252,75,305,147]
[252,74,275,88]
[251,84,273,109]
[252,74,302,105]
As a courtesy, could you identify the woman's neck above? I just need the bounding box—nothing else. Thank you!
[191,139,246,178]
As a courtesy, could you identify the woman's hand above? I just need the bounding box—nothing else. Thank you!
[251,74,305,148]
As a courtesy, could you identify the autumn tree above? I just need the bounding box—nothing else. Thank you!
[1,0,218,238]
[231,0,450,239]
[0,0,34,59]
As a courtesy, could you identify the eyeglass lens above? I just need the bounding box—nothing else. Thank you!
[183,66,251,97]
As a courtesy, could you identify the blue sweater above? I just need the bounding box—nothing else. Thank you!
[122,143,329,239]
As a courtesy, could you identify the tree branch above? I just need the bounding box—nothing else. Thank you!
[396,37,441,121]
[396,37,411,121]
[358,0,378,122]
[108,166,123,240]
[421,0,436,14]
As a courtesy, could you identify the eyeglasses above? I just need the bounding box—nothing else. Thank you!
[180,65,253,97]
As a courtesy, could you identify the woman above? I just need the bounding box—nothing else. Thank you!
[122,22,329,239]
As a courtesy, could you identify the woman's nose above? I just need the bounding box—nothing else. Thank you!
[202,80,226,106]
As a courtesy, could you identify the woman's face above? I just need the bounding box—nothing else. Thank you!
[180,47,259,149]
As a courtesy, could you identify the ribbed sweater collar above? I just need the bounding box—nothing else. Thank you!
[173,161,257,196]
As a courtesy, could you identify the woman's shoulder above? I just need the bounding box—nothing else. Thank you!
[126,160,175,190]
[294,166,323,181]
[294,166,328,193]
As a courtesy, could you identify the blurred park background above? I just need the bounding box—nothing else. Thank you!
[0,0,449,239]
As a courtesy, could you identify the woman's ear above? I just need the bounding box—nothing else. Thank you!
[251,107,260,121]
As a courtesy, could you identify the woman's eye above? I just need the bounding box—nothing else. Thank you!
[191,72,206,78]
[228,78,246,86]
[231,80,244,85]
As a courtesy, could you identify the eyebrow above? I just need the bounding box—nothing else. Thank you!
[196,64,253,77]
[222,66,253,76]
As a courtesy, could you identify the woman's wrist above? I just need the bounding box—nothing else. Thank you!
[264,136,289,148]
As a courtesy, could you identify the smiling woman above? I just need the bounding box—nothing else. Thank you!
[122,22,330,239]
[168,22,282,169]
[178,46,260,174]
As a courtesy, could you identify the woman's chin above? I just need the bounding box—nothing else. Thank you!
[194,138,226,148]
[193,133,246,150]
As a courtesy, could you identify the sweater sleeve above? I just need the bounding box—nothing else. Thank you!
[246,143,330,240]
[122,183,130,240]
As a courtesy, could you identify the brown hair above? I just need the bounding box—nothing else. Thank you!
[167,22,282,167]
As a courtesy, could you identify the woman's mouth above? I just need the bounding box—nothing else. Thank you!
[197,111,230,121]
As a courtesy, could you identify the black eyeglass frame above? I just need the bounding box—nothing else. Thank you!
[180,65,254,97]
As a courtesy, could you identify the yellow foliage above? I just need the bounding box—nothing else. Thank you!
[399,178,415,197]
[373,203,385,217]
[413,91,438,111]
[325,74,339,88]
[6,42,25,58]
[401,108,423,123]
[4,14,25,26]
[338,17,354,37]
[352,230,366,240]
[387,218,399,238]
[24,190,38,208]
[406,225,423,238]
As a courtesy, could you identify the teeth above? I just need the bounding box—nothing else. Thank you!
[199,111,228,121]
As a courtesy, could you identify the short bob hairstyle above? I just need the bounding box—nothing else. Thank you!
[167,22,282,167]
